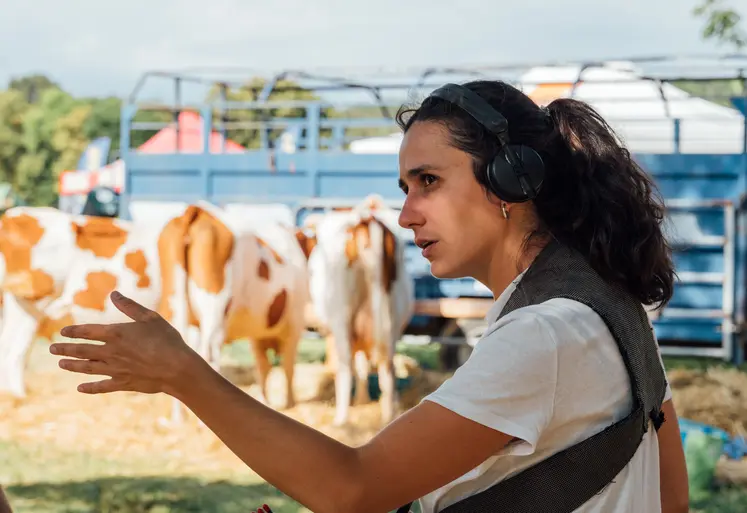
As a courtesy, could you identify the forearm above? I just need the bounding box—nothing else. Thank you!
[169,357,363,513]
[0,487,13,513]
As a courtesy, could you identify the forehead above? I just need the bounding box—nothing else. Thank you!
[398,121,470,177]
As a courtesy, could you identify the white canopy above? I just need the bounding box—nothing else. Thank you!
[350,61,746,155]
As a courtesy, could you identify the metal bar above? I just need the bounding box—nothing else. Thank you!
[306,103,321,195]
[675,271,725,284]
[294,197,404,209]
[414,298,494,319]
[174,77,182,152]
[659,345,728,358]
[665,198,735,209]
[723,202,737,362]
[219,83,228,153]
[656,308,730,319]
[669,237,727,249]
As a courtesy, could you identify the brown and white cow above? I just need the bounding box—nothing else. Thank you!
[0,206,167,398]
[157,201,309,421]
[306,197,415,426]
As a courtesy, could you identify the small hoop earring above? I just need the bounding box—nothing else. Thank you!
[501,203,509,220]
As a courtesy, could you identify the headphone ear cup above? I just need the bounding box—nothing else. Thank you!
[486,145,545,203]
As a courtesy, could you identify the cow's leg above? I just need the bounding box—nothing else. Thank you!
[0,293,40,398]
[377,358,397,425]
[251,340,273,406]
[166,264,192,426]
[353,350,370,406]
[278,323,302,410]
[332,326,353,426]
[325,334,337,371]
[280,337,298,410]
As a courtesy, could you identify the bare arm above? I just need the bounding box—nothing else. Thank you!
[0,486,13,513]
[50,292,512,513]
[171,360,511,513]
[658,399,689,513]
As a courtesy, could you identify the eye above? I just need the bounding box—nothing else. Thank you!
[421,173,438,187]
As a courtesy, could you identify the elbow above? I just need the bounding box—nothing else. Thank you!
[327,478,388,513]
[662,493,690,513]
[309,468,370,513]
[329,485,371,513]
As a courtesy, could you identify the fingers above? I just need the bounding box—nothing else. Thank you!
[58,358,110,376]
[59,323,120,342]
[110,290,161,323]
[77,378,121,394]
[50,341,107,361]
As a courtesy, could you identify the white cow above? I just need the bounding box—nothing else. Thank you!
[0,206,169,398]
[156,201,310,422]
[307,196,415,426]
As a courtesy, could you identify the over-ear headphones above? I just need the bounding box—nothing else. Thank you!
[427,83,545,203]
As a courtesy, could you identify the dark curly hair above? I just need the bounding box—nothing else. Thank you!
[395,80,675,308]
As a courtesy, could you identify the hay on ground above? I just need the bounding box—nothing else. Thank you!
[668,367,747,438]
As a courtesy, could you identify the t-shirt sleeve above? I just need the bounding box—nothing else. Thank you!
[422,310,559,455]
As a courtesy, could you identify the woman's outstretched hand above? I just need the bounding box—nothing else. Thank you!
[49,291,199,396]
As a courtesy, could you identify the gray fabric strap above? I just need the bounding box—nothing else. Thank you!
[398,239,668,513]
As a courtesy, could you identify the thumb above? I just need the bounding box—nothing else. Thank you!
[110,290,159,322]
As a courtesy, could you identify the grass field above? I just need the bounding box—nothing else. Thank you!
[0,338,745,512]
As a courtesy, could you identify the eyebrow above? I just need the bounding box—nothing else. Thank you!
[398,164,441,190]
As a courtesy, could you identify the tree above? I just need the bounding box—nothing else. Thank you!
[8,74,59,104]
[83,96,122,155]
[0,90,30,186]
[15,87,81,205]
[693,0,745,49]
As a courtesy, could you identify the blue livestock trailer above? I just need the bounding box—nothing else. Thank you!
[115,59,747,365]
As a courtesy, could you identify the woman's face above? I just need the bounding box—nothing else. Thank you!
[397,120,506,281]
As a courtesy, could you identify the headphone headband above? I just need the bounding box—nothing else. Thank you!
[425,82,545,203]
[428,84,510,146]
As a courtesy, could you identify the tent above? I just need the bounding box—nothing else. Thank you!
[136,111,246,154]
[349,61,746,155]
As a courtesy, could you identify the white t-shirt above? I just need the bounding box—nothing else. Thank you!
[418,271,672,513]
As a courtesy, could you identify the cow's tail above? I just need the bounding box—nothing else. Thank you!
[360,215,395,363]
[157,205,200,346]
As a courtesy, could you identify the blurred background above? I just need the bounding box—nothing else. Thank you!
[1,0,747,511]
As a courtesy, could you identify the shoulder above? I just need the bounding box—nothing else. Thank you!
[481,296,601,355]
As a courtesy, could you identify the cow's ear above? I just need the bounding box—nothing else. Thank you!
[71,222,84,236]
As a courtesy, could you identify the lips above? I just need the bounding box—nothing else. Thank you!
[415,238,437,249]
[415,238,439,258]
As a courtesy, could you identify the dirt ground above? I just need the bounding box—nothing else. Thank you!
[0,341,449,479]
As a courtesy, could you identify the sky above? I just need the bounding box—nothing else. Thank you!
[0,0,740,101]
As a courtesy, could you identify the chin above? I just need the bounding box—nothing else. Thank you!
[429,260,469,280]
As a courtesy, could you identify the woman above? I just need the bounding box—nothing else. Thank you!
[50,80,689,513]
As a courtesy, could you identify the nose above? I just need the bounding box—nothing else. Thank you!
[398,196,423,230]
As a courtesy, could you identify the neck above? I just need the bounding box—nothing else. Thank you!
[484,232,547,300]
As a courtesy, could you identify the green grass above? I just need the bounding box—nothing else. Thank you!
[222,336,442,371]
[0,439,302,513]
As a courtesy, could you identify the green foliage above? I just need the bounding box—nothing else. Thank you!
[9,74,59,104]
[693,0,746,49]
